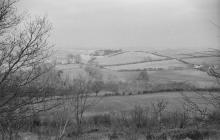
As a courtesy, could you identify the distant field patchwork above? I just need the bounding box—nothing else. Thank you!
[95,51,166,66]
[183,56,220,66]
[105,59,190,71]
[54,50,220,89]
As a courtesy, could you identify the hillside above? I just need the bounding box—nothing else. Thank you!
[53,49,220,90]
[94,51,167,66]
[105,59,190,71]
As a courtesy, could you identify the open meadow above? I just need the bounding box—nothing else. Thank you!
[83,92,212,116]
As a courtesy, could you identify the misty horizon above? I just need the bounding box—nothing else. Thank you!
[18,0,220,50]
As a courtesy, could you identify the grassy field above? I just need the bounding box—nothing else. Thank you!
[149,69,218,86]
[12,50,219,140]
[86,92,183,115]
[183,56,220,66]
[106,69,217,87]
[34,91,219,140]
[156,49,218,58]
[105,59,190,70]
[75,91,213,116]
[54,49,220,88]
[55,63,218,89]
[95,51,166,66]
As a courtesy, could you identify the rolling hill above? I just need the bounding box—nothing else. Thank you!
[53,49,220,89]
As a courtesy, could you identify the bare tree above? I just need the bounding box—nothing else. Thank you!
[0,0,21,34]
[63,75,91,136]
[61,73,103,137]
[53,102,70,140]
[151,99,168,122]
[0,0,55,138]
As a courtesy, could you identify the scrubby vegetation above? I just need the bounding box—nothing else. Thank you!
[6,99,220,140]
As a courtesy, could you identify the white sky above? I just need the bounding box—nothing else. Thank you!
[18,0,220,50]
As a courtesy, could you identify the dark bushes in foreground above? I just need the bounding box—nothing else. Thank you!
[3,100,220,140]
[84,101,220,139]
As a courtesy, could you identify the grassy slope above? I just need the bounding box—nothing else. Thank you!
[54,50,220,90]
[55,63,218,88]
[105,59,190,70]
[149,70,217,87]
[86,92,183,115]
[75,92,212,116]
[183,56,220,66]
[95,51,166,66]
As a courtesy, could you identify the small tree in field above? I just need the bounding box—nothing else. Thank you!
[84,64,104,96]
[91,80,104,96]
[84,64,102,80]
[137,70,149,82]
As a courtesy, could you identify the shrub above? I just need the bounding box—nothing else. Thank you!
[207,109,220,123]
[89,114,112,127]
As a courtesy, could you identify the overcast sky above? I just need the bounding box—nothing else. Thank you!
[18,0,220,50]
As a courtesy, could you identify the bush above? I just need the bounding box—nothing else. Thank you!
[142,82,196,94]
[161,111,189,129]
[88,114,112,127]
[207,109,220,123]
[129,105,150,129]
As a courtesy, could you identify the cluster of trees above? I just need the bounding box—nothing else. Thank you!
[66,54,82,64]
[0,1,102,138]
